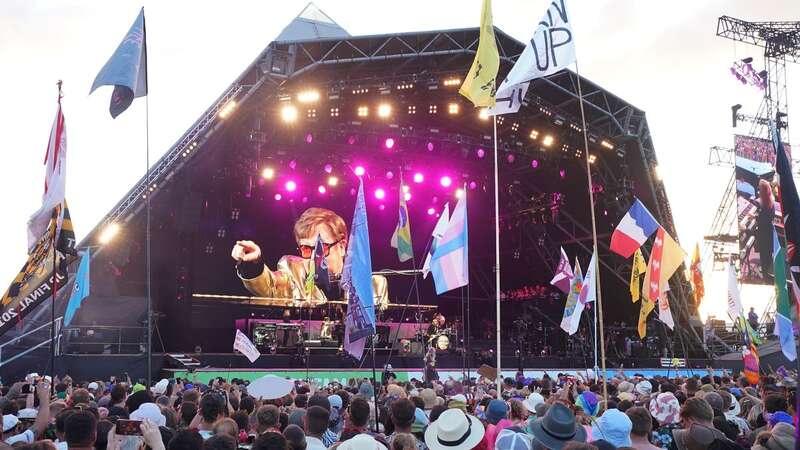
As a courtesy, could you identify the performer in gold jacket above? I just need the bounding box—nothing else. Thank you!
[231,207,388,309]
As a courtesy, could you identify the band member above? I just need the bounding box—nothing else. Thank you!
[231,207,388,308]
[424,346,438,382]
[320,315,333,340]
[427,313,446,337]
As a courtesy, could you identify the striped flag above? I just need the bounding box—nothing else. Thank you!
[550,247,574,294]
[422,203,450,279]
[642,227,686,330]
[28,102,67,250]
[560,258,584,335]
[772,123,800,324]
[772,225,796,361]
[390,175,413,262]
[742,342,760,384]
[430,189,468,294]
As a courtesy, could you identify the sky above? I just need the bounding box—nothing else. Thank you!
[1,0,799,323]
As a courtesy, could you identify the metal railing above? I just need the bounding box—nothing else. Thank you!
[0,317,63,368]
[61,325,147,355]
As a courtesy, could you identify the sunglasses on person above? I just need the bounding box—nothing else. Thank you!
[298,239,343,259]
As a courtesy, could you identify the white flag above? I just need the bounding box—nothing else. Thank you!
[658,290,675,330]
[28,103,67,250]
[487,82,530,116]
[423,203,450,279]
[233,329,261,363]
[579,251,597,304]
[549,247,574,294]
[494,0,576,107]
[726,261,744,320]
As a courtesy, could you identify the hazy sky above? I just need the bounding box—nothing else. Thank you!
[2,0,799,322]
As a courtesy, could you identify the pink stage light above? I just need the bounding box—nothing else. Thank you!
[285,180,297,192]
[384,138,395,149]
[531,159,539,168]
[427,142,435,152]
[379,204,386,211]
[560,169,566,178]
[427,207,436,215]
[404,192,412,201]
[374,188,386,200]
[305,133,313,144]
[289,160,297,170]
[354,166,366,176]
[476,148,486,158]
[469,181,478,190]
[274,193,282,201]
[440,176,452,187]
[386,171,394,180]
[324,164,333,173]
[347,135,357,145]
[413,173,424,183]
[317,185,327,194]
[506,154,515,163]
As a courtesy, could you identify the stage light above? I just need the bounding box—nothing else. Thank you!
[600,140,614,150]
[281,104,298,122]
[588,154,597,164]
[347,135,357,145]
[469,181,478,190]
[354,166,366,176]
[559,169,566,178]
[413,172,424,183]
[426,142,434,152]
[443,77,461,87]
[261,167,275,179]
[429,105,438,114]
[455,188,464,199]
[386,171,394,180]
[379,204,386,211]
[378,103,392,118]
[404,192,412,201]
[324,164,333,173]
[218,100,237,119]
[318,185,327,194]
[285,180,297,192]
[305,133,313,143]
[274,193,282,201]
[532,160,539,169]
[384,138,395,149]
[529,129,539,140]
[506,154,515,163]
[297,89,320,103]
[440,176,452,187]
[479,108,490,120]
[289,160,297,170]
[374,188,386,200]
[99,223,120,244]
[448,103,459,115]
[402,185,410,194]
[476,148,486,159]
[542,135,554,147]
[327,176,339,186]
[357,106,369,117]
[427,207,436,215]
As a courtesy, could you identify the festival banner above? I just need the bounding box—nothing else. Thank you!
[458,0,500,107]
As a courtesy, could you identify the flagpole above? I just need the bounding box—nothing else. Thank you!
[492,115,502,393]
[574,61,608,402]
[50,81,63,384]
[143,11,153,388]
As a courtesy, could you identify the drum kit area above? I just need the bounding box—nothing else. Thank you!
[429,327,457,351]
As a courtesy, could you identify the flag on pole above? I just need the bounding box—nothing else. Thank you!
[422,203,450,279]
[630,248,646,302]
[550,247,574,294]
[233,329,261,363]
[579,252,597,304]
[341,179,376,359]
[430,190,468,294]
[458,0,500,107]
[560,258,584,335]
[28,102,67,251]
[637,295,655,339]
[772,225,797,361]
[727,260,744,319]
[390,175,413,262]
[742,342,760,384]
[304,234,330,298]
[690,243,704,310]
[610,199,660,258]
[490,0,576,116]
[90,8,148,118]
[642,227,686,330]
[772,123,800,318]
[64,249,90,326]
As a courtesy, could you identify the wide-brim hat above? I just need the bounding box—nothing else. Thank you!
[523,393,545,414]
[530,403,587,450]
[425,408,485,450]
[338,433,388,450]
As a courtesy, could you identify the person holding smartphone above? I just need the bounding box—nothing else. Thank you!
[4,381,50,445]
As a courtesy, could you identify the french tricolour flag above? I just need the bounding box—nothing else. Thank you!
[610,198,660,258]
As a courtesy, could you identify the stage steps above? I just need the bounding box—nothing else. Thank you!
[166,353,201,370]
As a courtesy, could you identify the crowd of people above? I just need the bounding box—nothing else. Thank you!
[0,368,796,450]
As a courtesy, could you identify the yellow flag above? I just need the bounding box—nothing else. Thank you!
[630,248,647,303]
[638,296,655,338]
[459,0,500,107]
[642,227,687,302]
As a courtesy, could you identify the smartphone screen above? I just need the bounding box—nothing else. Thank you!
[116,419,143,435]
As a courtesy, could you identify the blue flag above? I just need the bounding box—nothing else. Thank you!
[430,187,468,294]
[90,8,147,118]
[64,250,91,326]
[341,179,376,358]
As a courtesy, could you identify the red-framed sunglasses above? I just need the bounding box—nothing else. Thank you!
[298,239,344,259]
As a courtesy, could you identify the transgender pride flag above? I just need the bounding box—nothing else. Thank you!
[610,198,660,258]
[430,189,468,294]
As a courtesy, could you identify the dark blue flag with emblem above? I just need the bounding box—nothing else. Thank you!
[90,8,147,118]
[772,122,800,317]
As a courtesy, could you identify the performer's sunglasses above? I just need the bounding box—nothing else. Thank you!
[298,239,343,259]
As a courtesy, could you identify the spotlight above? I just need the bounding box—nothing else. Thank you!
[542,135,554,147]
[379,204,386,211]
[374,188,386,200]
[506,154,515,163]
[413,173,424,183]
[426,142,435,152]
[99,223,120,244]
[386,171,394,180]
[354,166,366,176]
[404,192,412,201]
[289,160,297,170]
[531,159,539,169]
[378,103,392,118]
[529,129,539,140]
[305,133,313,144]
[448,103,459,115]
[357,106,369,117]
[327,176,339,186]
[559,169,566,178]
[261,167,275,179]
[455,188,464,199]
[479,108,490,120]
[318,185,327,194]
[297,89,320,103]
[324,164,333,173]
[281,104,298,123]
[440,176,452,187]
[476,148,486,159]
[402,185,410,193]
[384,138,395,149]
[427,207,436,215]
[600,140,614,150]
[274,193,282,201]
[469,181,478,190]
[218,100,237,119]
[443,77,461,87]
[285,180,297,192]
[588,154,597,164]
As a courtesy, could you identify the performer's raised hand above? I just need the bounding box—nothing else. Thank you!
[232,240,261,263]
